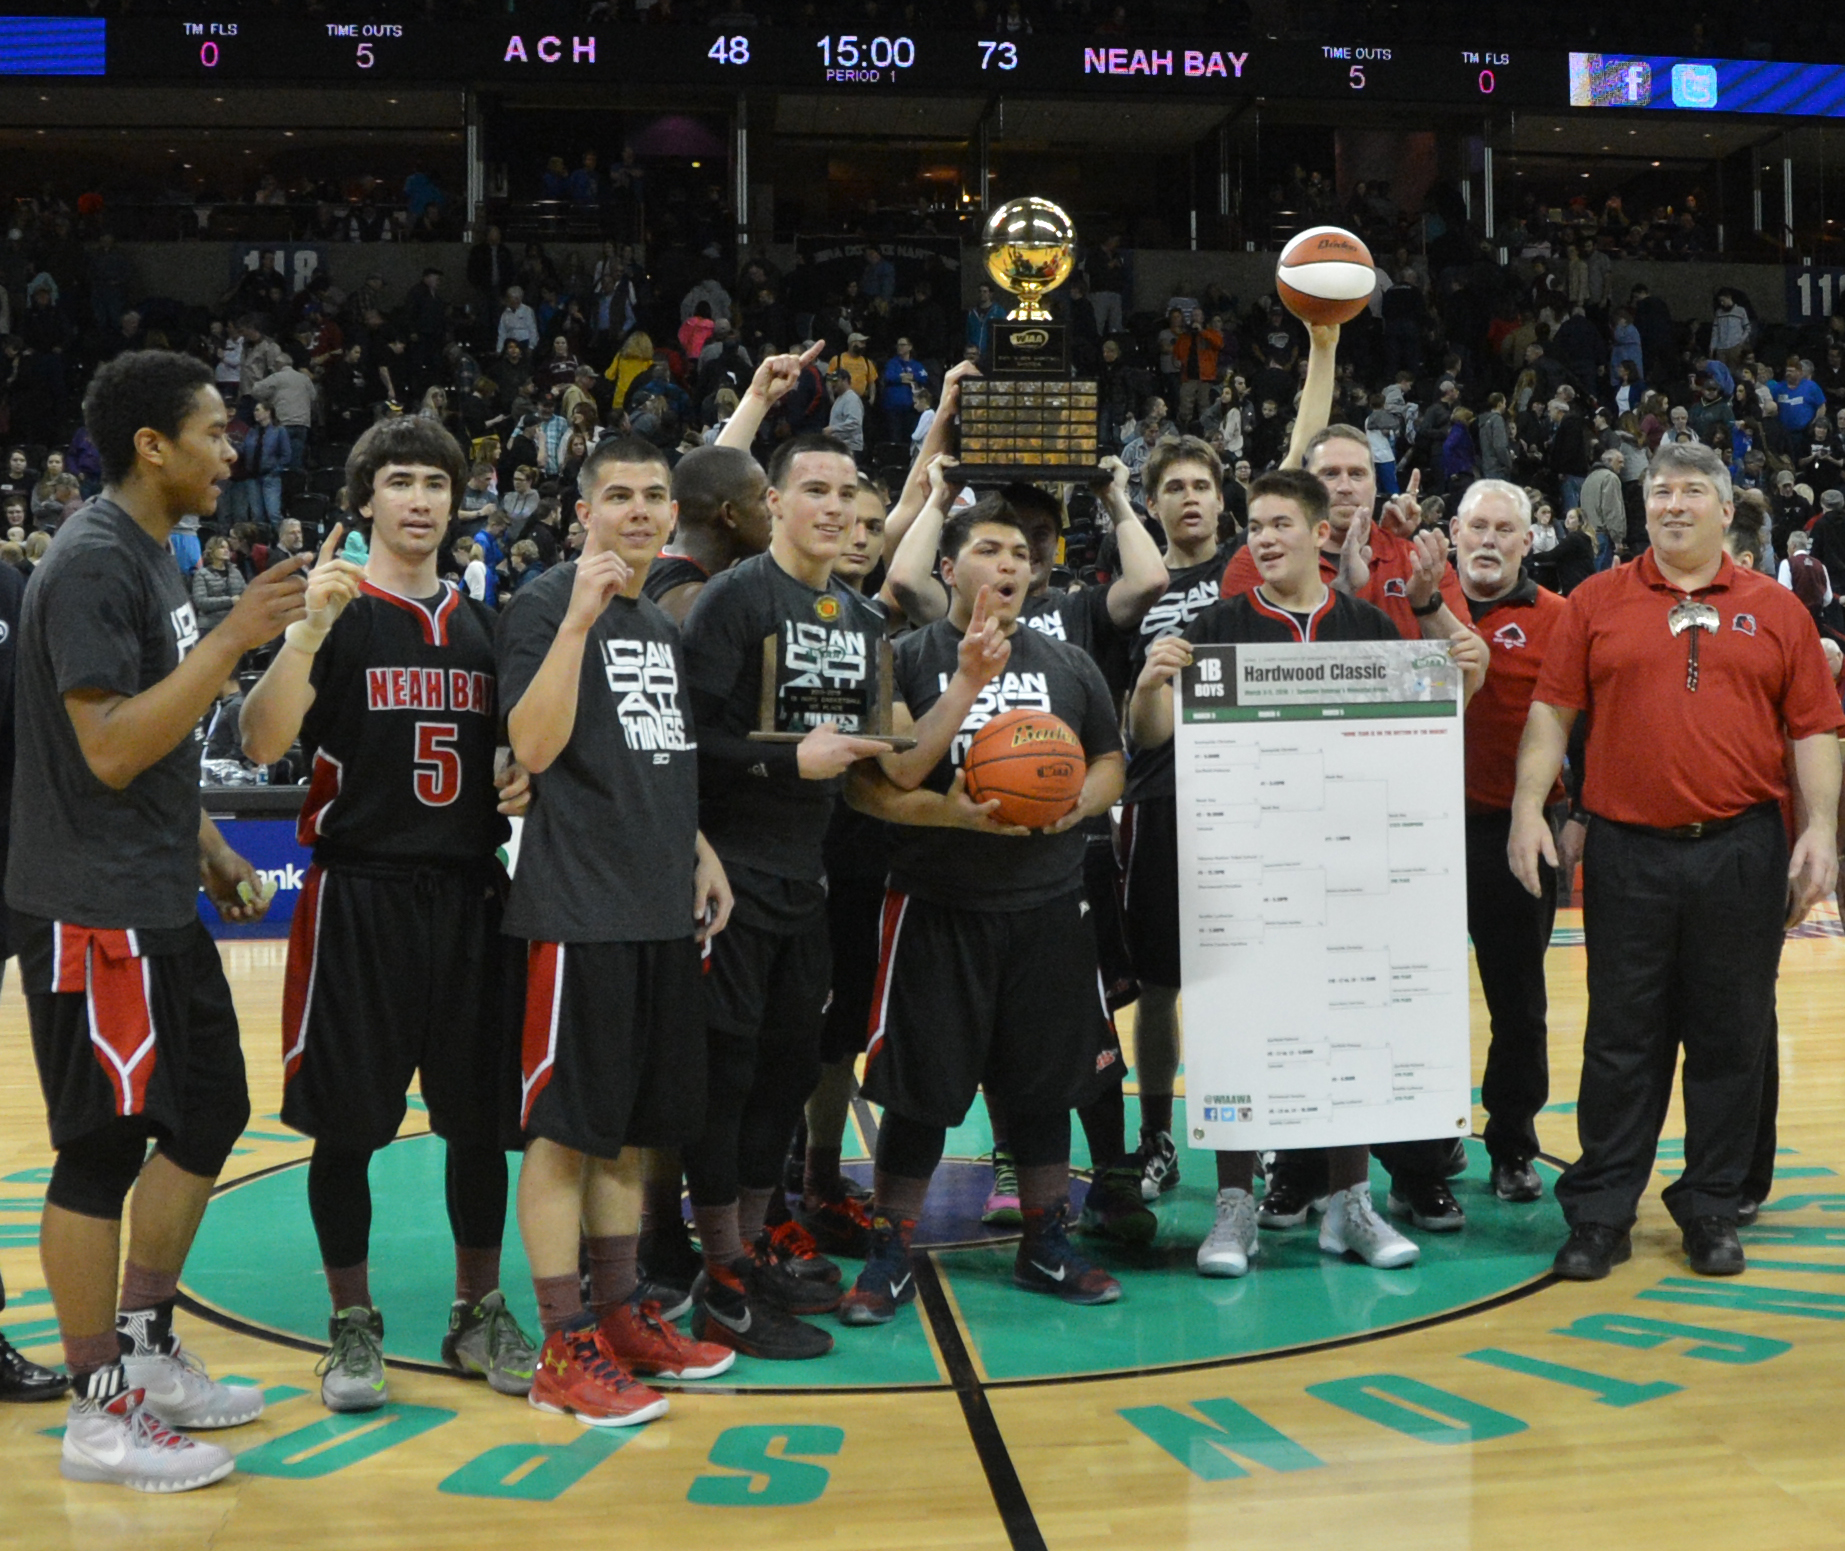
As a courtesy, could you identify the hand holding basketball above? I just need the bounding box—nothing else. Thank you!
[962,708,1087,830]
[1277,226,1376,328]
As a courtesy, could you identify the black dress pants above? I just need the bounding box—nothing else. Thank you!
[1555,806,1786,1230]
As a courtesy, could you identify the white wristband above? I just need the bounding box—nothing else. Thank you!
[284,620,330,655]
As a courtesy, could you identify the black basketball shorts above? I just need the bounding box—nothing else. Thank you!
[1117,795,1182,988]
[281,861,518,1152]
[821,878,886,1065]
[15,914,247,1154]
[518,936,706,1160]
[860,888,1123,1129]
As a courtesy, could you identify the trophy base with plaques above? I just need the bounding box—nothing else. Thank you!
[746,635,916,749]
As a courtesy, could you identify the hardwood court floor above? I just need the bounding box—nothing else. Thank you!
[6,912,1845,1551]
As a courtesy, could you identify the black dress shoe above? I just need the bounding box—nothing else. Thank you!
[1491,1159,1543,1202]
[1683,1216,1746,1276]
[1553,1222,1632,1280]
[1387,1178,1466,1231]
[1737,1198,1761,1228]
[0,1333,70,1403]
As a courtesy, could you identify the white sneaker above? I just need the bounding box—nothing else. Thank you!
[60,1371,235,1493]
[1196,1188,1258,1278]
[119,1311,264,1431]
[1319,1183,1420,1269]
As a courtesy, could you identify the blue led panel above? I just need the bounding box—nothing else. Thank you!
[0,17,107,76]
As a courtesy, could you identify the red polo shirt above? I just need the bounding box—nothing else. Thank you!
[1534,550,1845,828]
[1465,577,1571,813]
[1222,523,1467,640]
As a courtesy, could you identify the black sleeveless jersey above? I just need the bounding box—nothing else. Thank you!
[642,551,711,605]
[297,581,510,866]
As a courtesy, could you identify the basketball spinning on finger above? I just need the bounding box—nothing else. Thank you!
[963,708,1087,829]
[1276,226,1377,327]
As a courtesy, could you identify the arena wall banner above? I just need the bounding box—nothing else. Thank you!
[1172,640,1472,1151]
[793,234,961,300]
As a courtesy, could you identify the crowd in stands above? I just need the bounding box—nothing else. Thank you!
[8,168,1845,712]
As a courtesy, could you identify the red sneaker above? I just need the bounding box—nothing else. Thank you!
[527,1326,669,1427]
[599,1296,736,1380]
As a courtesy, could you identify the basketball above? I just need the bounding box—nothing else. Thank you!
[1276,225,1376,326]
[962,708,1087,828]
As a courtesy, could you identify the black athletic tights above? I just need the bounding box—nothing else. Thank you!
[307,1140,507,1269]
[878,1107,1070,1179]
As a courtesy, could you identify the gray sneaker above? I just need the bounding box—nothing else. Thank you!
[1320,1183,1420,1269]
[1196,1187,1259,1278]
[441,1291,538,1397]
[61,1368,234,1493]
[118,1306,264,1431]
[317,1307,388,1412]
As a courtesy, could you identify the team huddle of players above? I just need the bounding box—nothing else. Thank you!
[234,327,1517,1431]
[17,325,1535,1494]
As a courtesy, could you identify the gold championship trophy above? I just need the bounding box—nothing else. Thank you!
[955,196,1100,483]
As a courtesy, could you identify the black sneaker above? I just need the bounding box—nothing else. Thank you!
[800,1193,876,1259]
[746,1232,843,1315]
[838,1217,917,1327]
[1015,1204,1122,1305]
[1683,1216,1745,1276]
[1552,1222,1632,1281]
[1137,1129,1181,1202]
[689,1267,834,1360]
[1490,1158,1543,1203]
[1387,1179,1466,1232]
[1077,1164,1159,1245]
[1256,1174,1327,1229]
[633,1276,693,1323]
[761,1220,843,1284]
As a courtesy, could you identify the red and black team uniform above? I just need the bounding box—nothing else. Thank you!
[1116,544,1235,990]
[497,566,706,1160]
[281,581,512,1158]
[1221,522,1466,639]
[677,552,886,1349]
[642,551,710,607]
[9,500,250,1196]
[864,621,1125,1159]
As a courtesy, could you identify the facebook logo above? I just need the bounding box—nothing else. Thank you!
[1671,62,1719,108]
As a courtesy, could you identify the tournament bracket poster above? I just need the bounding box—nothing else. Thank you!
[1171,640,1472,1151]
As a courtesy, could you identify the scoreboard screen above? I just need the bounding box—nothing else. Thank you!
[83,19,1561,106]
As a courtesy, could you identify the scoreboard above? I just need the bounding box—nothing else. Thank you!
[9,16,1845,121]
[2,15,1556,104]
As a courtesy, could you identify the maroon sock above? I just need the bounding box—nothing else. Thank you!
[1017,1162,1070,1215]
[117,1261,180,1314]
[325,1261,371,1314]
[532,1272,583,1336]
[803,1145,844,1208]
[585,1234,639,1315]
[63,1329,123,1383]
[693,1202,745,1277]
[872,1172,930,1225]
[736,1185,776,1244]
[453,1245,501,1308]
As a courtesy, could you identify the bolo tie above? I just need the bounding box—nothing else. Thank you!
[1667,598,1721,690]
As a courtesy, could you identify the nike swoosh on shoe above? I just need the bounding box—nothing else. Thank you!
[1029,1261,1066,1282]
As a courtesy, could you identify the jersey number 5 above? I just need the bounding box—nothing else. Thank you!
[414,721,462,807]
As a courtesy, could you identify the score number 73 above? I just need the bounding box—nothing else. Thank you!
[978,40,1019,69]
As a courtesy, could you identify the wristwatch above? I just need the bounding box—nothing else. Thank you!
[1410,595,1444,617]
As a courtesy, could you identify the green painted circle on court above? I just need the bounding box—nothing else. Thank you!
[184,1102,1566,1391]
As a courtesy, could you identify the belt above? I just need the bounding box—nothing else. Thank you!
[1597,802,1776,842]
